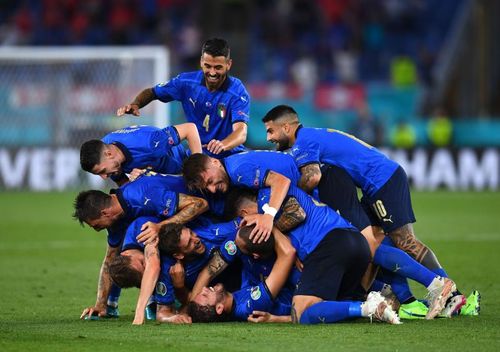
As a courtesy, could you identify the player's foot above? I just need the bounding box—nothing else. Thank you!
[440,292,467,318]
[363,291,402,325]
[425,277,456,320]
[398,300,428,319]
[106,305,120,318]
[380,284,401,312]
[145,302,157,320]
[460,291,481,316]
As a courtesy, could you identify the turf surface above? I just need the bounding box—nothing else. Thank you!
[0,191,499,351]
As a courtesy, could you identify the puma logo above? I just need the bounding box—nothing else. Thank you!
[144,197,151,205]
[382,215,393,223]
[189,98,196,107]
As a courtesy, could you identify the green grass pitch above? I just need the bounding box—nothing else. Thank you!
[0,191,499,351]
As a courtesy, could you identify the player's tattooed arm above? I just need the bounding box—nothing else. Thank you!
[275,196,306,232]
[131,88,156,109]
[298,163,322,194]
[137,194,208,245]
[188,251,229,301]
[167,194,209,224]
[80,245,120,319]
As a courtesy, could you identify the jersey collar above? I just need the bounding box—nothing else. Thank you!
[294,124,304,139]
[112,141,133,164]
[110,187,131,217]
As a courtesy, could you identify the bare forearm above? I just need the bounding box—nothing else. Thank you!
[266,172,291,211]
[95,247,119,306]
[162,195,208,225]
[131,88,156,108]
[275,197,306,232]
[220,123,247,150]
[135,246,160,318]
[298,164,321,194]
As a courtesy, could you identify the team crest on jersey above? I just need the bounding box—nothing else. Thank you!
[217,103,227,119]
[156,281,167,296]
[224,241,237,256]
[250,286,261,300]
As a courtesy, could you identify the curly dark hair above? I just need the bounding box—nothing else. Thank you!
[157,223,185,256]
[187,301,229,323]
[182,153,212,191]
[201,38,230,59]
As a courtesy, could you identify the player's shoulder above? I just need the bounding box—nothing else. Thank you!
[174,70,203,84]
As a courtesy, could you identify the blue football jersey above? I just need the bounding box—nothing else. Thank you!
[102,125,188,181]
[291,126,399,196]
[120,216,161,251]
[257,186,356,261]
[232,283,293,321]
[114,173,188,220]
[223,150,301,189]
[153,71,250,158]
[154,219,240,305]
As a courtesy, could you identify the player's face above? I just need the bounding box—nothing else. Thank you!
[92,154,122,180]
[193,283,226,307]
[86,216,114,232]
[200,162,229,194]
[177,227,206,258]
[200,53,232,91]
[264,120,290,151]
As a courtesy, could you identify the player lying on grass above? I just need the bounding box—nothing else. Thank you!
[116,38,250,159]
[188,224,400,324]
[225,186,456,320]
[262,104,466,315]
[80,123,201,186]
[73,172,207,320]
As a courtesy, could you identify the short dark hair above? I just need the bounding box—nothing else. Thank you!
[182,153,212,191]
[108,255,142,288]
[158,223,185,256]
[80,140,106,172]
[223,188,257,220]
[262,105,298,123]
[72,190,111,225]
[238,224,275,258]
[201,38,230,59]
[187,301,229,323]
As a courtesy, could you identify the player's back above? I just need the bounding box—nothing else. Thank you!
[224,150,301,188]
[293,127,399,196]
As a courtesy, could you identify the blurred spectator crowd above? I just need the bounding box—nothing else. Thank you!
[0,0,461,86]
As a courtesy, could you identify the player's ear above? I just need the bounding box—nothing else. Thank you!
[215,302,225,315]
[226,58,232,71]
[252,253,261,260]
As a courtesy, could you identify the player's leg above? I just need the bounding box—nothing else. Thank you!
[318,164,383,257]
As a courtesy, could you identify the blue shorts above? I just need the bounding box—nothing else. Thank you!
[295,229,369,301]
[318,164,371,231]
[361,166,416,233]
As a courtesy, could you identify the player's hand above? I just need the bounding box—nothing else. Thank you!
[129,168,146,182]
[80,304,106,320]
[116,103,140,117]
[206,139,226,155]
[248,311,272,323]
[169,260,185,289]
[242,214,273,244]
[167,313,192,324]
[137,222,160,245]
[132,311,145,325]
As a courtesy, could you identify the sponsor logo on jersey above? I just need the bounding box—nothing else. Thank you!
[224,241,237,256]
[156,281,167,296]
[250,286,261,300]
[237,110,249,118]
[162,199,172,216]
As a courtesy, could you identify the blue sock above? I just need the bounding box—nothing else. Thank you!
[374,244,436,287]
[379,269,415,303]
[299,301,361,324]
[107,283,122,307]
[432,267,448,278]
